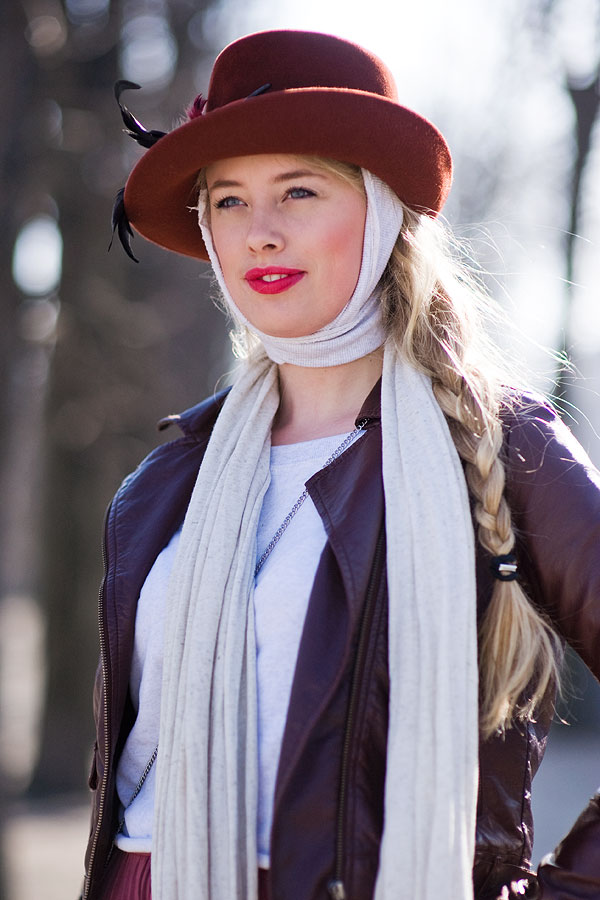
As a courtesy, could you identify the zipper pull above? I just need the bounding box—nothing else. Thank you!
[327,879,347,900]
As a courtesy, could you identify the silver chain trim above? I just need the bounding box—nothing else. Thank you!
[117,744,158,835]
[254,419,368,578]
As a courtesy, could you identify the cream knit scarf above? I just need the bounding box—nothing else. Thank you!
[152,172,478,900]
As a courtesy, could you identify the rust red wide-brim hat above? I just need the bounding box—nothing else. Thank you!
[121,29,452,261]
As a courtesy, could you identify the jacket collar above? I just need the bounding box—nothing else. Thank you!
[355,376,381,424]
[157,387,231,439]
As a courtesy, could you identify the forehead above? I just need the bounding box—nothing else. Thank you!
[205,153,337,188]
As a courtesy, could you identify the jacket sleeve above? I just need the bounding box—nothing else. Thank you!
[537,793,600,898]
[504,400,600,897]
[505,399,600,676]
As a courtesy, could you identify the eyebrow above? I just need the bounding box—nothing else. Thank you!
[208,170,328,191]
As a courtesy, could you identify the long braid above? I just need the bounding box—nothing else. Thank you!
[434,383,560,735]
[380,206,562,737]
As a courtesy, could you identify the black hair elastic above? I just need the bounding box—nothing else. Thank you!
[490,553,518,582]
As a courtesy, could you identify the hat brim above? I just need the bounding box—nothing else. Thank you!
[124,88,452,261]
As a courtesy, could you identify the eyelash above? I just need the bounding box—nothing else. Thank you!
[286,186,316,200]
[213,186,316,209]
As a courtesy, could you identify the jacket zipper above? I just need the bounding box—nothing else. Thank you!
[83,509,112,900]
[328,525,385,900]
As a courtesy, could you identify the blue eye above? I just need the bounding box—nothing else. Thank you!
[286,187,315,200]
[214,196,243,209]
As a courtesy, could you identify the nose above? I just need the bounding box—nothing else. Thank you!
[246,207,284,254]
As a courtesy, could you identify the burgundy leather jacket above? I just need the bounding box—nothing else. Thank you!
[82,383,600,900]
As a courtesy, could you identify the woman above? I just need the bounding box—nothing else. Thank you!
[83,29,600,900]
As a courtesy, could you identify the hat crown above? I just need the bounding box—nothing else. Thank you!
[124,29,452,260]
[206,30,398,112]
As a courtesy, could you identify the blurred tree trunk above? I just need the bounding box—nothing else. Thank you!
[0,4,50,893]
[522,0,600,402]
[30,0,226,795]
[0,3,34,413]
[30,21,122,793]
[554,68,600,401]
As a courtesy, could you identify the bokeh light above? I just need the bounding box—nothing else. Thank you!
[65,0,110,26]
[120,14,178,89]
[12,215,63,297]
[24,14,67,56]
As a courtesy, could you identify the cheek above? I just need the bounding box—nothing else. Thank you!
[321,215,364,292]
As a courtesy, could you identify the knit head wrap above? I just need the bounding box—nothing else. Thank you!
[197,168,404,367]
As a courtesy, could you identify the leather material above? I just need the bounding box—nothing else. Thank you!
[82,386,600,900]
[538,794,600,899]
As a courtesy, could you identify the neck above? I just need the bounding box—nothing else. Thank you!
[271,348,384,445]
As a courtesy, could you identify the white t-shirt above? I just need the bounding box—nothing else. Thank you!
[115,430,360,864]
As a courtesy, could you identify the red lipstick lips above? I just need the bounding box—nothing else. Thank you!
[245,266,305,295]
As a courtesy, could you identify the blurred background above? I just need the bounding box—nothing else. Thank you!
[1,0,599,896]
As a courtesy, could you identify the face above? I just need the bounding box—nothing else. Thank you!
[205,154,367,338]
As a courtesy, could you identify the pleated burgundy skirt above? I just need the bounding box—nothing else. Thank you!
[100,850,151,899]
[100,848,271,899]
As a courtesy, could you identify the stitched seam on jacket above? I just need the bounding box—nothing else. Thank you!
[348,567,387,889]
